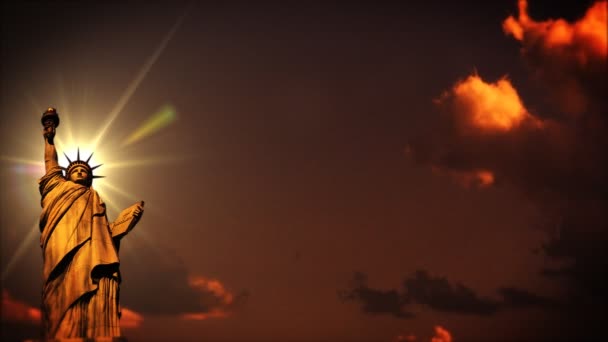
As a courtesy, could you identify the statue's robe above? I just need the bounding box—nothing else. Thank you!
[39,166,121,338]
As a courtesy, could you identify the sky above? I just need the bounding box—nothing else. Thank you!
[1,1,606,341]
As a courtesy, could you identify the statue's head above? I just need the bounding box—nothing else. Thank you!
[67,163,92,186]
[64,148,103,187]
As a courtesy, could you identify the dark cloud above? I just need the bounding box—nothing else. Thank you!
[539,211,608,308]
[341,270,555,317]
[338,272,414,319]
[120,248,205,314]
[402,270,499,315]
[0,322,41,342]
[498,287,557,310]
[120,244,249,316]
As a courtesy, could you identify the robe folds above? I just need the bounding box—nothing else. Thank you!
[39,166,121,338]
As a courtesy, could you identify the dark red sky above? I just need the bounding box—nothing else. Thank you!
[1,1,605,341]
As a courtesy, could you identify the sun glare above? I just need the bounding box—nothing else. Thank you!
[1,10,189,281]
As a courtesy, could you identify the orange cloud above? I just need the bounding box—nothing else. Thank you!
[455,169,494,189]
[1,289,41,325]
[407,2,606,194]
[181,275,243,321]
[120,307,144,329]
[393,333,417,342]
[503,1,607,116]
[431,167,495,189]
[430,325,452,342]
[393,326,453,342]
[2,289,143,329]
[181,309,230,321]
[406,71,567,191]
[188,275,235,306]
[503,0,607,63]
[436,74,540,133]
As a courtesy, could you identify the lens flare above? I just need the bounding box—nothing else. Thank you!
[122,105,177,147]
[90,13,187,151]
[0,156,43,167]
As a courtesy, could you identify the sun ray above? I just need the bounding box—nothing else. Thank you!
[0,156,44,167]
[53,136,67,156]
[121,105,178,147]
[55,72,76,147]
[1,220,39,281]
[90,11,188,151]
[100,180,140,203]
[81,84,89,134]
[103,155,193,169]
[94,184,122,214]
[95,184,153,244]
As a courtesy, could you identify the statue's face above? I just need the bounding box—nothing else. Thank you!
[69,166,89,185]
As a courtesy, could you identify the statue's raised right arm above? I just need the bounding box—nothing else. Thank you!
[43,114,59,172]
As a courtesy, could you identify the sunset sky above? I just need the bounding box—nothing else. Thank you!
[1,1,606,341]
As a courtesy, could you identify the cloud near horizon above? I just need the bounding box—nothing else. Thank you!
[120,246,249,320]
[340,270,554,319]
[180,275,249,321]
[338,272,413,319]
[431,325,452,342]
[393,325,453,342]
[2,288,144,329]
[120,307,144,329]
[2,289,41,325]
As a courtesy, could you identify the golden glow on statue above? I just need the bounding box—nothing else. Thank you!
[39,107,145,339]
[0,12,187,303]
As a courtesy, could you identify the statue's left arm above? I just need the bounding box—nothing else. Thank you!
[109,201,144,242]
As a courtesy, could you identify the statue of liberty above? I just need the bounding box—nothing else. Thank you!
[39,107,144,340]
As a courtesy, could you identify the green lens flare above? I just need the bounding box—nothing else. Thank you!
[122,105,177,146]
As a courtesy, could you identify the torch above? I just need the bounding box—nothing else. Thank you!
[41,107,60,143]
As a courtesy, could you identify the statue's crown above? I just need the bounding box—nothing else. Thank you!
[63,148,104,185]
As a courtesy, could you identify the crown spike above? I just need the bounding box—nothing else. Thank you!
[92,175,105,179]
[63,152,72,164]
[86,152,94,164]
[91,164,103,171]
[77,148,80,161]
